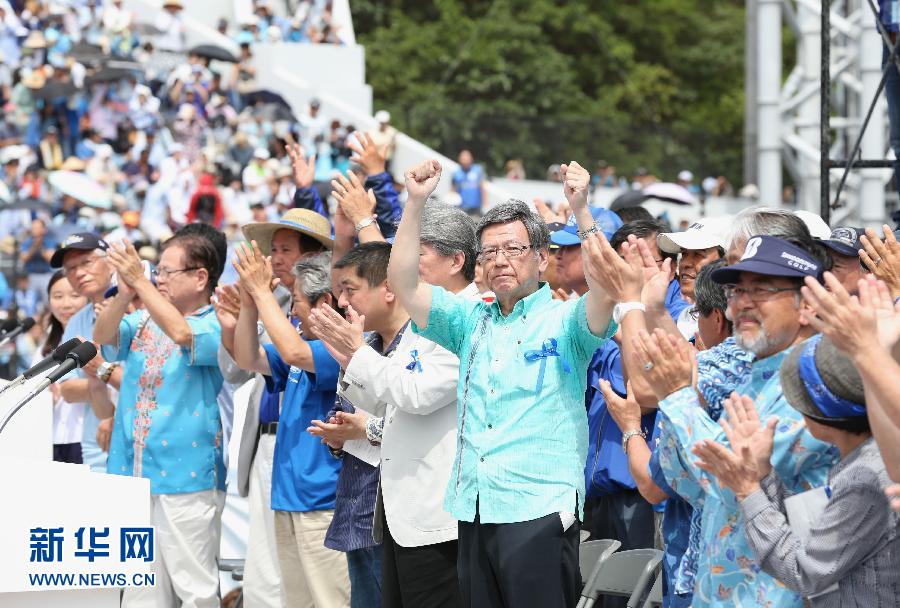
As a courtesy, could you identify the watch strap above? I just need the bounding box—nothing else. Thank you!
[622,429,647,455]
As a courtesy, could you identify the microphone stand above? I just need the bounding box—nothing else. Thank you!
[0,377,52,436]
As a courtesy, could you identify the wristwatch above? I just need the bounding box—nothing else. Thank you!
[354,217,376,233]
[622,429,647,455]
[98,361,119,384]
[612,302,646,325]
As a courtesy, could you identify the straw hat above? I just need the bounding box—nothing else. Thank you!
[60,156,86,171]
[162,0,184,9]
[242,208,333,254]
[23,31,47,49]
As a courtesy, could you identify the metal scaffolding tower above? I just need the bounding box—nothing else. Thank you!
[752,0,892,225]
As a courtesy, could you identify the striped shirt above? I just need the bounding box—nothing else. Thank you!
[323,326,407,552]
[741,437,900,607]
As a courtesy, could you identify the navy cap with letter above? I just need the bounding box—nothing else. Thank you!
[710,235,821,284]
[819,226,864,257]
[50,232,109,268]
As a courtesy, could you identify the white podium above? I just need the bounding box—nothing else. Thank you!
[0,379,153,607]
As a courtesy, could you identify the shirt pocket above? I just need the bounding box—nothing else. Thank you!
[515,339,569,395]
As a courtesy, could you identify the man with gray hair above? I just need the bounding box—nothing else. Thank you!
[308,201,479,606]
[387,159,617,607]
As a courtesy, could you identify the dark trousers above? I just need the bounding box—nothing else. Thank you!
[458,512,581,608]
[348,545,383,608]
[381,514,462,608]
[52,442,83,464]
[584,490,656,608]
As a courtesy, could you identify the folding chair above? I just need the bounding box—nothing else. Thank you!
[581,548,663,608]
[641,572,663,608]
[576,539,621,608]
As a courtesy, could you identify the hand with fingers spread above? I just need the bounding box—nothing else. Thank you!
[347,131,387,177]
[307,304,366,368]
[692,393,777,500]
[307,410,369,448]
[560,161,591,210]
[404,159,442,204]
[332,171,377,227]
[580,231,643,303]
[801,272,900,358]
[860,224,900,296]
[632,236,673,313]
[232,240,274,298]
[631,328,697,400]
[107,240,147,294]
[287,142,316,190]
[600,379,642,435]
[212,284,241,332]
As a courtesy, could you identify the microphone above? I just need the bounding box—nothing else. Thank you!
[0,338,82,398]
[0,317,36,348]
[0,341,98,436]
[0,318,17,335]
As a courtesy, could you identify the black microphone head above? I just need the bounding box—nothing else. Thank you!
[69,341,98,367]
[53,338,82,362]
[0,318,17,333]
[20,317,35,331]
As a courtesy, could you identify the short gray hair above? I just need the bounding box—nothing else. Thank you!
[476,199,550,251]
[421,200,477,281]
[694,259,728,320]
[292,252,332,303]
[728,206,810,250]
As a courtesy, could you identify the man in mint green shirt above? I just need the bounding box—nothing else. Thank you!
[388,159,617,607]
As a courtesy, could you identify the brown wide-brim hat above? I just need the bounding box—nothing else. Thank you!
[162,0,184,8]
[780,334,866,429]
[242,208,333,255]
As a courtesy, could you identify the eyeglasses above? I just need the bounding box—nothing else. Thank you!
[477,244,533,263]
[62,254,106,277]
[723,284,801,302]
[151,266,201,279]
[687,306,700,321]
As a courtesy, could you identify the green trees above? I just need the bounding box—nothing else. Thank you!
[353,0,745,184]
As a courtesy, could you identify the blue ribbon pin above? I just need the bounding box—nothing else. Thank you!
[406,349,423,373]
[523,338,571,392]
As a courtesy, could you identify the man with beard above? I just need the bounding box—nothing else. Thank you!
[635,235,839,607]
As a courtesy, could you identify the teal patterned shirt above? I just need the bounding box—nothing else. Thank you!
[657,348,838,607]
[412,282,616,524]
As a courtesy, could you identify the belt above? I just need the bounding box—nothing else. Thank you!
[259,421,279,435]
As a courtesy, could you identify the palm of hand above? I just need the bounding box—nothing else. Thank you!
[874,308,900,350]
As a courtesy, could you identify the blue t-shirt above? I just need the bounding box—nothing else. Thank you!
[263,341,342,513]
[452,164,484,210]
[20,234,58,274]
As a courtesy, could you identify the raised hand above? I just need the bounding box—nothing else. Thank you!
[599,379,642,435]
[404,160,442,203]
[212,284,241,332]
[692,393,777,499]
[331,171,376,226]
[533,198,569,225]
[107,240,146,290]
[631,328,697,400]
[307,304,366,368]
[801,272,900,358]
[631,236,672,313]
[860,225,900,297]
[580,231,644,303]
[560,161,591,210]
[347,131,387,177]
[287,142,317,190]
[232,240,273,298]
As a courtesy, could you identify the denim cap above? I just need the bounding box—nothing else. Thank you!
[781,334,866,429]
[710,235,820,284]
[549,207,624,246]
[819,226,864,257]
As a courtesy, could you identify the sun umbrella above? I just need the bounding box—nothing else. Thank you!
[30,79,79,101]
[189,44,237,63]
[2,198,53,213]
[609,189,650,211]
[642,182,697,206]
[244,89,292,108]
[48,171,112,209]
[258,102,297,123]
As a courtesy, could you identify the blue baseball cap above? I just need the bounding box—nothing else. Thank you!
[711,235,821,284]
[819,226,863,257]
[549,207,623,247]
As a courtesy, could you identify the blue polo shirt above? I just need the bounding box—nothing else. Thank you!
[584,279,687,498]
[452,164,485,210]
[264,341,342,513]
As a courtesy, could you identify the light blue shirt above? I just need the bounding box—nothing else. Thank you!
[103,306,225,495]
[412,282,616,524]
[61,303,106,472]
[656,348,838,607]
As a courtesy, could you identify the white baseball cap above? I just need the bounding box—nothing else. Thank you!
[658,216,731,254]
[793,210,831,240]
[374,110,391,123]
[677,170,694,182]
